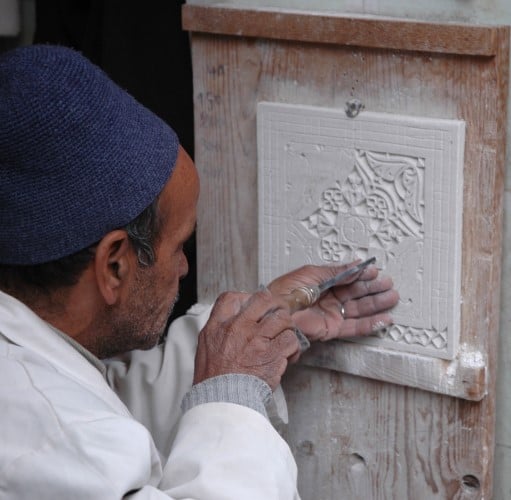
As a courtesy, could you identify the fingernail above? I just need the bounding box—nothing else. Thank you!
[372,320,388,332]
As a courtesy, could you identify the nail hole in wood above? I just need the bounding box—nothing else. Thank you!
[297,440,314,456]
[461,474,480,491]
[348,452,367,471]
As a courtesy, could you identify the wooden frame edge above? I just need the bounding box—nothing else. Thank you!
[183,4,508,56]
[300,341,487,401]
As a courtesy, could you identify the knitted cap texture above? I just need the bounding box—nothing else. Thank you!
[0,44,179,265]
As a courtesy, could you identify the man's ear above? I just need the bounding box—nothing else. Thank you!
[93,230,135,306]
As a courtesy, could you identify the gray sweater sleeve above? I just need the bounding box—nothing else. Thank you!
[181,374,273,419]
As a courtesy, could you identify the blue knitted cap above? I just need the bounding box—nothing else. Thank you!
[0,44,179,265]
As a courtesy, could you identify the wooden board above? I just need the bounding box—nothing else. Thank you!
[183,4,509,498]
[182,5,500,56]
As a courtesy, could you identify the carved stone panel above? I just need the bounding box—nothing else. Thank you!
[258,102,465,359]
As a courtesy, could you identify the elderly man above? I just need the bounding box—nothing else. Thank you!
[0,45,399,499]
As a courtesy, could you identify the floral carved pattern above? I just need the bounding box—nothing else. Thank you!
[258,103,464,360]
[299,149,446,351]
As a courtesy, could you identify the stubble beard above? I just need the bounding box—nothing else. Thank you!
[97,275,180,359]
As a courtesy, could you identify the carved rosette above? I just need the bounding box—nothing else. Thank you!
[258,102,464,359]
[297,149,446,351]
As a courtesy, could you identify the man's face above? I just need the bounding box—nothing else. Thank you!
[100,146,199,357]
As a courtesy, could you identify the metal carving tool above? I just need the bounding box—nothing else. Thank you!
[282,257,376,314]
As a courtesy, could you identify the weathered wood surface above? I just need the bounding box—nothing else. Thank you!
[300,341,487,401]
[185,5,509,498]
[183,4,501,56]
[283,365,491,500]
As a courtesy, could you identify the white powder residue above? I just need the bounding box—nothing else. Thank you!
[458,344,485,368]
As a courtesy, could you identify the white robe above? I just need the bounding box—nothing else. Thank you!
[0,291,299,499]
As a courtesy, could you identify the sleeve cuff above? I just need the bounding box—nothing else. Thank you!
[181,374,273,419]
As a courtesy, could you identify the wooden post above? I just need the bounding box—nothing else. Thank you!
[184,5,509,498]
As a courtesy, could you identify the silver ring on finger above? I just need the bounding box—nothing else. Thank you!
[340,303,346,319]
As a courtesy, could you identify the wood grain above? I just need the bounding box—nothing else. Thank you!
[185,7,509,499]
[300,341,487,401]
[183,4,501,56]
[282,366,488,500]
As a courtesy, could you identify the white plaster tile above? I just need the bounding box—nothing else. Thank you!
[257,101,465,359]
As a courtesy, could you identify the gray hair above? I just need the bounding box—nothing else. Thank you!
[125,198,160,267]
[0,198,161,292]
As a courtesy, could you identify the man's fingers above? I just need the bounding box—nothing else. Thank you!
[342,289,400,319]
[315,262,378,288]
[328,312,394,339]
[272,329,301,359]
[195,288,301,390]
[209,291,252,324]
[267,330,301,384]
[357,264,379,281]
[237,289,291,323]
[332,274,394,303]
[338,263,379,285]
[210,289,292,328]
[257,311,295,339]
[236,330,298,389]
[267,259,375,297]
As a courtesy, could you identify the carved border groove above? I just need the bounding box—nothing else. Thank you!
[258,101,465,360]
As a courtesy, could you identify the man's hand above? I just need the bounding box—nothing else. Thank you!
[193,290,301,390]
[193,260,398,389]
[268,260,399,342]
